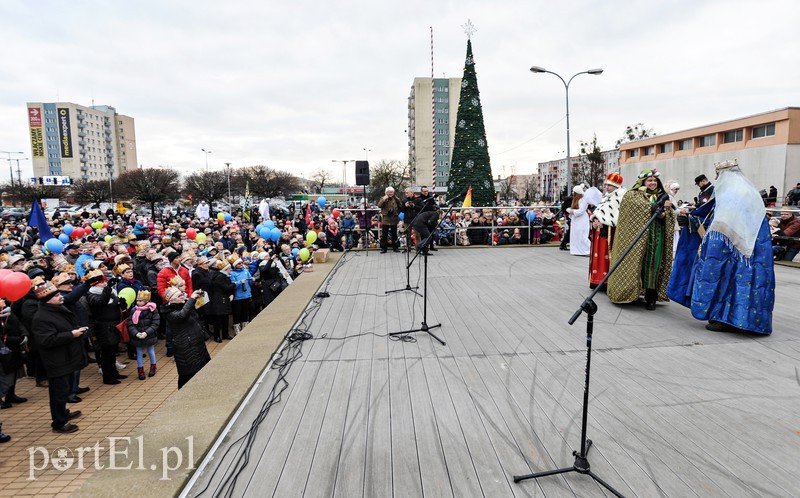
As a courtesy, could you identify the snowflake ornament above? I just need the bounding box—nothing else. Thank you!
[471,97,479,107]
[478,139,485,147]
[484,180,491,188]
[466,160,474,169]
[458,120,466,128]
[466,56,474,65]
[461,80,468,88]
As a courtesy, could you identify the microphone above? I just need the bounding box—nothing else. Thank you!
[653,191,670,214]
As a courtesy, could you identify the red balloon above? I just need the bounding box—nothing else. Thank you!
[0,269,13,299]
[186,227,197,240]
[73,227,86,238]
[332,209,341,219]
[103,222,109,229]
[285,221,291,226]
[3,272,32,302]
[84,226,93,234]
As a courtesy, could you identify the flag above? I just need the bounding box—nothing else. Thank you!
[242,181,252,222]
[462,185,473,208]
[305,203,312,226]
[28,198,53,242]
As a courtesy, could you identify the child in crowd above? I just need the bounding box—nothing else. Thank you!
[128,290,160,380]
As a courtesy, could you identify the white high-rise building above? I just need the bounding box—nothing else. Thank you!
[26,101,137,182]
[407,77,461,191]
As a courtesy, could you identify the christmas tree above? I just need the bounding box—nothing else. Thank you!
[447,36,495,206]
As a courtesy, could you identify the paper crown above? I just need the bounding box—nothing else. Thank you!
[34,281,59,301]
[136,289,151,301]
[605,172,624,188]
[714,159,738,172]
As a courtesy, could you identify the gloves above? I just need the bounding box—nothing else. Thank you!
[136,332,147,340]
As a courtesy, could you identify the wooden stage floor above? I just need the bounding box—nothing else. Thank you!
[185,246,800,497]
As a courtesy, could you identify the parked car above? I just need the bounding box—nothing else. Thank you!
[0,207,30,223]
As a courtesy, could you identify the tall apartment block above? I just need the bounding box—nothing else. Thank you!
[26,102,137,181]
[407,77,461,192]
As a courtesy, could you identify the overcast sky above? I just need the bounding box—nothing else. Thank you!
[1,0,798,183]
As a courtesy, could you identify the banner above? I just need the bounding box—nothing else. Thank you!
[30,127,44,158]
[57,107,73,158]
[29,107,44,157]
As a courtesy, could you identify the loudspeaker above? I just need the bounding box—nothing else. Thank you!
[355,160,370,186]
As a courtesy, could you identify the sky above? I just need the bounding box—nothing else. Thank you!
[1,0,799,183]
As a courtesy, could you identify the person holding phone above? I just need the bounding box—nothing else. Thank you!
[31,280,88,434]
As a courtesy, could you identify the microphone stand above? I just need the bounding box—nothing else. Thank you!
[389,192,463,345]
[386,205,421,296]
[513,197,669,498]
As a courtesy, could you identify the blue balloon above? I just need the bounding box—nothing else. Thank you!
[399,212,404,221]
[45,238,64,254]
[526,211,536,222]
[270,227,282,242]
[291,248,300,257]
[63,224,74,235]
[58,233,70,244]
[259,227,271,239]
[255,224,264,234]
[224,213,232,222]
[317,196,327,208]
[264,220,275,230]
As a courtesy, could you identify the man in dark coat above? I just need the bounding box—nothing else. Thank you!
[31,281,88,433]
[208,261,236,341]
[84,270,126,385]
[411,185,440,253]
[161,287,211,389]
[190,257,214,336]
[53,273,91,403]
[377,186,404,253]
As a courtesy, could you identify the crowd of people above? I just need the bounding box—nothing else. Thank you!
[0,200,353,438]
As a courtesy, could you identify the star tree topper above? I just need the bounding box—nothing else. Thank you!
[462,19,476,39]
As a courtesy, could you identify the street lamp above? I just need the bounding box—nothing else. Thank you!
[224,162,232,210]
[363,148,371,161]
[201,148,212,171]
[331,159,356,191]
[13,158,29,185]
[0,150,24,187]
[529,66,603,193]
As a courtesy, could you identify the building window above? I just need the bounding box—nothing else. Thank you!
[723,129,743,143]
[659,143,673,153]
[628,149,639,159]
[678,139,692,151]
[697,134,716,147]
[644,146,654,156]
[751,123,775,139]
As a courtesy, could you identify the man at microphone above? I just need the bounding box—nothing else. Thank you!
[401,187,418,253]
[378,187,404,253]
[412,185,440,254]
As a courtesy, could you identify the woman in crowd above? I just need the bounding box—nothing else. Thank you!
[84,269,126,385]
[208,260,235,341]
[230,258,253,335]
[161,287,210,389]
[127,290,159,380]
[607,169,675,310]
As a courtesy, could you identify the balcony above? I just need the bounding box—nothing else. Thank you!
[80,157,88,163]
[77,112,85,119]
[78,131,87,137]
[79,148,87,154]
[78,122,86,128]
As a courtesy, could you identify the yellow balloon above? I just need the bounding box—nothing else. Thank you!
[306,231,318,244]
[196,232,207,243]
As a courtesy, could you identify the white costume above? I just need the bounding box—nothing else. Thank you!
[567,185,591,256]
[258,199,270,222]
[196,202,210,221]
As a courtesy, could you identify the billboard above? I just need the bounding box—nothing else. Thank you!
[57,107,73,158]
[29,106,44,158]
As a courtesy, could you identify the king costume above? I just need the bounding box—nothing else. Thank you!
[667,160,774,335]
[588,173,625,288]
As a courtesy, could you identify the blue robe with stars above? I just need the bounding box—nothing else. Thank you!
[690,218,775,335]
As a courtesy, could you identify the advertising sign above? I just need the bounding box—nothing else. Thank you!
[57,107,73,158]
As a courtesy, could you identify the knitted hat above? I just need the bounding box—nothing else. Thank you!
[164,286,184,303]
[196,256,209,266]
[572,185,584,196]
[605,172,623,188]
[51,273,74,287]
[27,267,45,279]
[232,258,243,267]
[166,251,182,263]
[136,289,151,301]
[34,281,59,301]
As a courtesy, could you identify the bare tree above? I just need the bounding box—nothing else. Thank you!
[615,123,656,148]
[231,165,302,199]
[577,134,606,189]
[1,182,64,206]
[71,179,111,205]
[309,168,333,193]
[368,160,410,203]
[497,177,516,202]
[115,168,181,219]
[183,171,229,211]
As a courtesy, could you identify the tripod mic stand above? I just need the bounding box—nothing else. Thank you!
[513,199,670,498]
[385,234,422,296]
[388,193,463,345]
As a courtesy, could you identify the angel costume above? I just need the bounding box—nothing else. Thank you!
[567,185,591,256]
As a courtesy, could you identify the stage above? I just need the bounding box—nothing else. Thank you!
[185,246,800,497]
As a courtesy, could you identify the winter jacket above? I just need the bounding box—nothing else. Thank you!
[157,264,193,299]
[31,303,87,378]
[0,309,28,372]
[128,304,159,348]
[378,195,403,226]
[85,284,123,347]
[191,267,213,296]
[208,269,236,316]
[230,267,253,301]
[161,299,210,378]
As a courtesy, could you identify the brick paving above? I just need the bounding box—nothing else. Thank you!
[0,336,230,497]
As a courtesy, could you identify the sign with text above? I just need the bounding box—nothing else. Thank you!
[30,127,44,158]
[57,107,73,158]
[28,107,42,127]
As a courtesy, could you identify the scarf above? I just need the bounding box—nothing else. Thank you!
[131,301,157,325]
[88,285,118,304]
